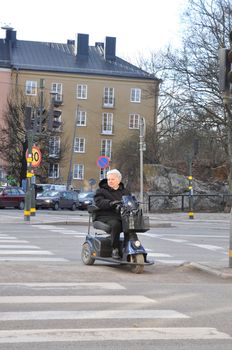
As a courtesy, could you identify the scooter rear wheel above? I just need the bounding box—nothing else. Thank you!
[130,254,144,274]
[81,243,95,265]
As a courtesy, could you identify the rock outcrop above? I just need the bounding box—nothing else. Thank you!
[144,164,231,212]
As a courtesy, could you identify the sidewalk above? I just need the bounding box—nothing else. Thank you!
[1,210,232,279]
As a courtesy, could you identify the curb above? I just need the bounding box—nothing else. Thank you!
[188,262,232,279]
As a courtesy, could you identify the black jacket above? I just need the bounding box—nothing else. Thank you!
[94,178,130,219]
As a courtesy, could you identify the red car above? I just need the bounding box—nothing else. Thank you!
[0,187,25,210]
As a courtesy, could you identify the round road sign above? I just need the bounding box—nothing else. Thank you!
[96,156,110,168]
[26,146,42,167]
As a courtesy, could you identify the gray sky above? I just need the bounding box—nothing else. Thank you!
[1,0,187,62]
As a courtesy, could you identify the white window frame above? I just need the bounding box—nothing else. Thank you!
[77,84,87,99]
[74,137,85,153]
[101,139,112,159]
[103,87,114,107]
[73,164,84,180]
[77,109,87,126]
[51,83,62,101]
[129,114,140,129]
[48,163,59,178]
[130,88,141,103]
[102,113,113,134]
[25,81,37,95]
[49,136,60,157]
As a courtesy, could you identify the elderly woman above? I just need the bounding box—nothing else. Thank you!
[94,169,130,259]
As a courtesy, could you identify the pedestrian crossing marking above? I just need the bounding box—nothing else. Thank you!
[0,295,156,304]
[0,282,126,289]
[0,309,189,321]
[0,327,230,343]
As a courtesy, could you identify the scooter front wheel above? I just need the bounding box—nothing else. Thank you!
[130,254,144,274]
[81,243,95,265]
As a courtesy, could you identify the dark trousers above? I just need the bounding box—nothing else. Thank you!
[96,216,122,249]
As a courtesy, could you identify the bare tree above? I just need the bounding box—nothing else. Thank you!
[139,0,232,186]
[0,91,69,185]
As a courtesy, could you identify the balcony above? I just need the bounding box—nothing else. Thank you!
[102,97,115,109]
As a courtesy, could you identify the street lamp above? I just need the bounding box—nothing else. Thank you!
[139,116,146,211]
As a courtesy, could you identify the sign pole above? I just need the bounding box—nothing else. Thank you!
[24,130,33,222]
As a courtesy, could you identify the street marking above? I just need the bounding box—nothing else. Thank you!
[0,257,68,262]
[0,282,126,290]
[0,327,230,342]
[0,295,156,304]
[148,253,171,257]
[189,244,224,251]
[0,245,40,249]
[0,250,53,255]
[160,238,188,243]
[0,240,29,243]
[0,310,189,321]
[156,260,186,265]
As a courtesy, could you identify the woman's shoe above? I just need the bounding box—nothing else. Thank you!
[112,248,120,259]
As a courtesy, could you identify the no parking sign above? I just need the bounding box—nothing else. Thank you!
[96,156,110,168]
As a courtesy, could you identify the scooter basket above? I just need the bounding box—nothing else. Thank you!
[122,214,150,233]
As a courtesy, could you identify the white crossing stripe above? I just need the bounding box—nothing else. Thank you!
[148,253,171,257]
[0,327,230,343]
[156,260,186,265]
[0,245,40,249]
[189,244,224,251]
[0,240,29,243]
[0,257,68,261]
[0,282,126,289]
[0,295,156,304]
[0,309,189,320]
[0,250,53,255]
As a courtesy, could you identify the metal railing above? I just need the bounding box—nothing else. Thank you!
[147,193,232,212]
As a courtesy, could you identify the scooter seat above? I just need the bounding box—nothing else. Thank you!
[93,221,111,234]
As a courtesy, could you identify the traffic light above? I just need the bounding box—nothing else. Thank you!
[218,48,231,94]
[24,106,33,130]
[48,107,62,131]
[34,107,47,133]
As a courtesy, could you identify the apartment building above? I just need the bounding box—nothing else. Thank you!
[0,27,159,190]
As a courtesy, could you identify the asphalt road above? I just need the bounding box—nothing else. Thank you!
[0,210,231,349]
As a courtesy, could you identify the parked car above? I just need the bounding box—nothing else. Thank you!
[36,184,67,197]
[0,186,25,210]
[77,191,95,210]
[36,190,79,210]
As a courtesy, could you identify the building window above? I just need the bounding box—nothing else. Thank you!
[51,83,62,101]
[74,137,85,153]
[100,167,110,180]
[77,109,86,126]
[25,81,37,95]
[49,136,60,157]
[77,85,87,99]
[49,163,59,178]
[101,139,112,159]
[73,164,84,179]
[102,113,113,134]
[103,87,114,107]
[130,88,141,103]
[129,114,140,129]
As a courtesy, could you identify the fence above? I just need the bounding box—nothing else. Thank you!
[147,193,232,212]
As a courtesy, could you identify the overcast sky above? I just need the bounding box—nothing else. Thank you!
[1,0,187,62]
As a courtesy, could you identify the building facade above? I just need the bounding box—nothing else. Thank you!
[0,27,159,190]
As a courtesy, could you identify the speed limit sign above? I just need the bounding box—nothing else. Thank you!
[26,146,42,167]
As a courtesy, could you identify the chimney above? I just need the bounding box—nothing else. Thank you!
[75,33,89,56]
[2,26,17,47]
[104,36,116,61]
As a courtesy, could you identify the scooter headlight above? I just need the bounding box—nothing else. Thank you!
[134,240,141,248]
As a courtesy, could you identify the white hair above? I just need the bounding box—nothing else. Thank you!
[106,169,122,181]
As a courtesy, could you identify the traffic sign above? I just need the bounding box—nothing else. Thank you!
[26,146,42,167]
[96,156,110,168]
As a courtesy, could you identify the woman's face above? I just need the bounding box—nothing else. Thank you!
[107,174,120,190]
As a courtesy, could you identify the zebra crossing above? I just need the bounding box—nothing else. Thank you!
[0,232,68,262]
[0,282,230,344]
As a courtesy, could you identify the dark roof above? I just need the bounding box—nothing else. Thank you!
[0,36,156,80]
